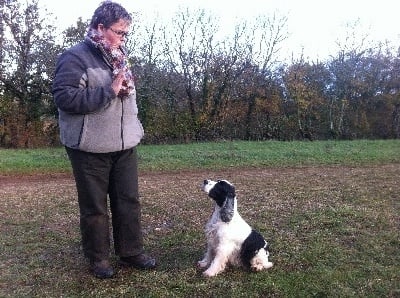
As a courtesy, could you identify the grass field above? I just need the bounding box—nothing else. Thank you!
[0,140,399,297]
[1,139,400,174]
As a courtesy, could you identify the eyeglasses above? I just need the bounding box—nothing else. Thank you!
[109,27,129,37]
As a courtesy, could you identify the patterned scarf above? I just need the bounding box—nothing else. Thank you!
[86,28,135,99]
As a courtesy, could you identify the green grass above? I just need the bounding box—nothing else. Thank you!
[1,140,399,297]
[1,139,400,174]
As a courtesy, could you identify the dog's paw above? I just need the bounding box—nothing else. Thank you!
[265,262,273,269]
[202,269,218,277]
[197,260,208,268]
[251,261,273,271]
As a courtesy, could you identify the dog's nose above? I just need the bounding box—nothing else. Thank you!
[204,179,208,185]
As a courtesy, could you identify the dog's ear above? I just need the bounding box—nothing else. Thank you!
[220,193,235,222]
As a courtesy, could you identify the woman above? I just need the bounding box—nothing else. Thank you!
[52,1,156,279]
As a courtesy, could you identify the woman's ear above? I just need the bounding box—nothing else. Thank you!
[97,23,106,33]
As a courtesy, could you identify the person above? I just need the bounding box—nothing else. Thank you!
[52,1,156,279]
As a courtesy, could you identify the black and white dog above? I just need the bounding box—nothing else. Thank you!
[198,179,273,277]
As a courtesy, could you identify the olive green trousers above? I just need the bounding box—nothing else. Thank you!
[65,147,144,262]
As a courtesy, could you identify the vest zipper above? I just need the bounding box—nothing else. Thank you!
[121,98,124,150]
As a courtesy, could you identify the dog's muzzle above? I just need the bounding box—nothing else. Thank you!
[201,179,208,192]
[201,179,215,193]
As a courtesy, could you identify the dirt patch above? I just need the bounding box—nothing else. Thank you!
[1,163,399,193]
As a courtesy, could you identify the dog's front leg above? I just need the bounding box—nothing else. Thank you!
[197,244,213,268]
[203,249,229,277]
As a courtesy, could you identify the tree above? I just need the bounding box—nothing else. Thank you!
[0,0,58,147]
[232,14,287,140]
[282,58,331,140]
[61,17,88,49]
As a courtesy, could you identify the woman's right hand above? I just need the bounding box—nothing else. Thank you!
[111,70,126,95]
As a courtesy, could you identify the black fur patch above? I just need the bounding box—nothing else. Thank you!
[240,230,267,269]
[208,180,235,207]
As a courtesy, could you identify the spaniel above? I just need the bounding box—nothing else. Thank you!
[198,179,273,277]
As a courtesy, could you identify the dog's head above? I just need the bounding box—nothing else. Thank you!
[202,179,236,222]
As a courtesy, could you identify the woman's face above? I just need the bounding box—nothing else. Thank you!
[99,19,130,48]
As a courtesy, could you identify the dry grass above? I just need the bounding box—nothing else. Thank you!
[1,165,399,297]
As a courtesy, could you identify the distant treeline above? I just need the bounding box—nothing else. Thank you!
[1,0,399,147]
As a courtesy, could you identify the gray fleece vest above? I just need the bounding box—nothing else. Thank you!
[52,41,144,153]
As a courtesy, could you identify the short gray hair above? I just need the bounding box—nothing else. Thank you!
[89,1,132,29]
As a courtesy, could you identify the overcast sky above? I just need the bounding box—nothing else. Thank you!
[38,0,400,61]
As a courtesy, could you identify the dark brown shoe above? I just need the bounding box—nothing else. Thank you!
[120,254,156,269]
[90,260,114,279]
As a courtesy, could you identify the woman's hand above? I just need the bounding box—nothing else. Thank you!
[111,70,126,95]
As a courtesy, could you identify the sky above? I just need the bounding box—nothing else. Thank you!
[38,0,400,61]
